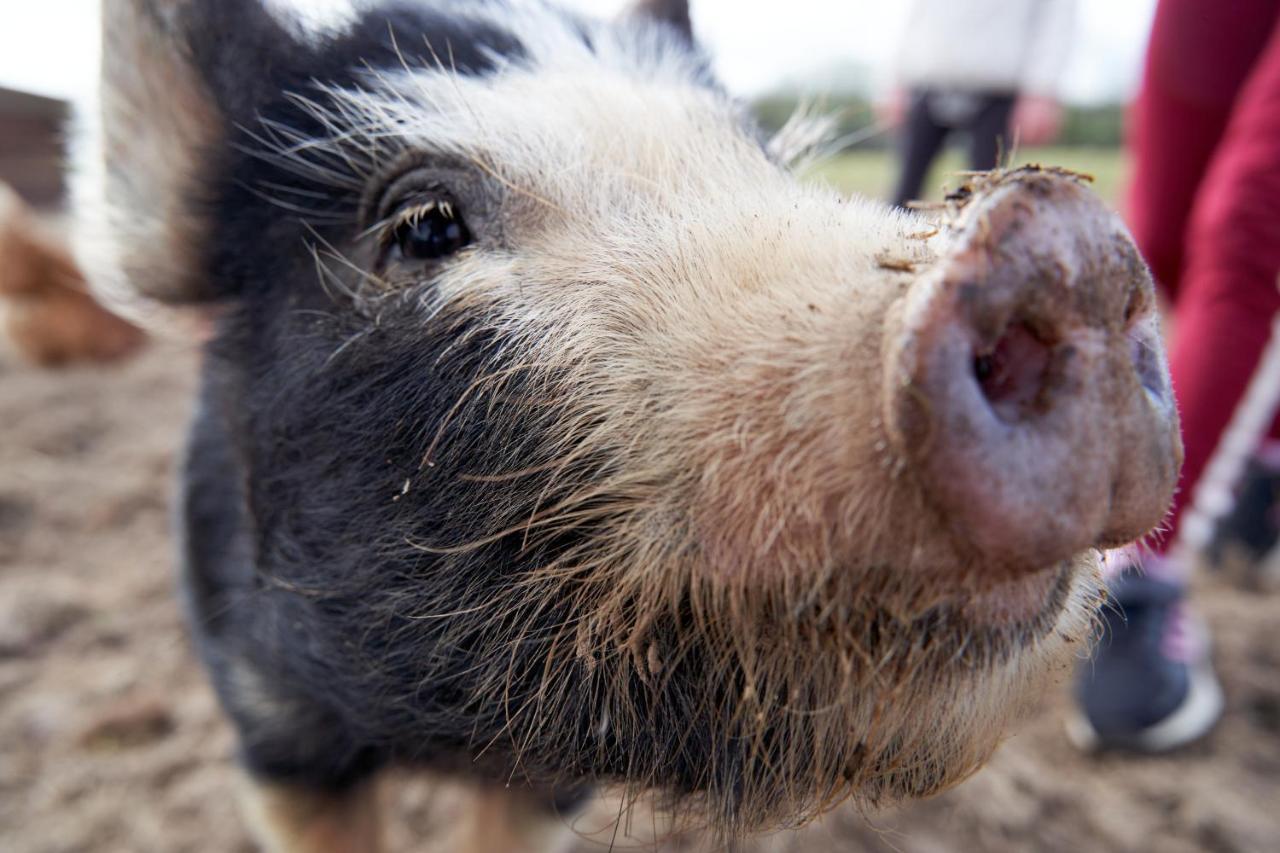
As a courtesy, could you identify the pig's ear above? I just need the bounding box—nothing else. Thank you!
[628,0,694,43]
[77,0,297,309]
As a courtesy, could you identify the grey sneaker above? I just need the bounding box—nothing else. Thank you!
[1201,454,1280,591]
[1067,573,1223,753]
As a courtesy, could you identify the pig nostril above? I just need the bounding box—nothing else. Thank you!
[974,353,995,382]
[973,323,1052,421]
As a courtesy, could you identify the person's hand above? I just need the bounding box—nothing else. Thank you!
[1011,94,1065,147]
[875,87,908,129]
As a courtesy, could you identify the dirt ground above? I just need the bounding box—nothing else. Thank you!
[1,338,1278,853]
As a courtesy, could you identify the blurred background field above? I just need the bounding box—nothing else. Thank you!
[750,89,1130,205]
[813,145,1127,206]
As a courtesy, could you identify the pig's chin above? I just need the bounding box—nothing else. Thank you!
[850,553,1100,803]
[788,552,1100,810]
[550,547,1103,832]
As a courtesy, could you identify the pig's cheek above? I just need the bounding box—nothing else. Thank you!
[684,423,866,585]
[691,488,839,583]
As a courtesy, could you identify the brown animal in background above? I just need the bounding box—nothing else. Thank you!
[0,183,144,366]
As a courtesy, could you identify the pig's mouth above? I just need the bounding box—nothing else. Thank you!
[958,554,1083,636]
[849,550,1091,660]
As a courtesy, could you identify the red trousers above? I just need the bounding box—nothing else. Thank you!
[1127,0,1280,546]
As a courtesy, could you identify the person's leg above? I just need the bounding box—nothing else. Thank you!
[1126,0,1280,297]
[1201,429,1280,591]
[965,94,1016,172]
[1073,12,1280,753]
[890,89,950,207]
[1162,16,1280,546]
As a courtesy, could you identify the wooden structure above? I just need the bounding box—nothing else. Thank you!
[0,86,69,210]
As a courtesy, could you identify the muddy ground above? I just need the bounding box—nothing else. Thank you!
[1,338,1278,853]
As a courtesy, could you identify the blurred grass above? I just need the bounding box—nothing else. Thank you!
[809,146,1129,208]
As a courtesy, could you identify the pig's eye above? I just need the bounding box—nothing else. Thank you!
[385,199,471,262]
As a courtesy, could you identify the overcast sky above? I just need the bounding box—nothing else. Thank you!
[0,0,1157,105]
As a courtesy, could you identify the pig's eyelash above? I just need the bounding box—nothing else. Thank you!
[365,199,457,246]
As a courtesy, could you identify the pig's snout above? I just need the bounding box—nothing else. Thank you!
[883,169,1182,571]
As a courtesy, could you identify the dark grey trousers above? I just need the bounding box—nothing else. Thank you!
[891,88,1017,208]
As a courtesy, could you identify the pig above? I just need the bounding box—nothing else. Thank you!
[0,182,144,366]
[76,1,1181,850]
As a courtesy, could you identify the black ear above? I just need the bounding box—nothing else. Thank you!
[77,1,299,309]
[629,0,694,43]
